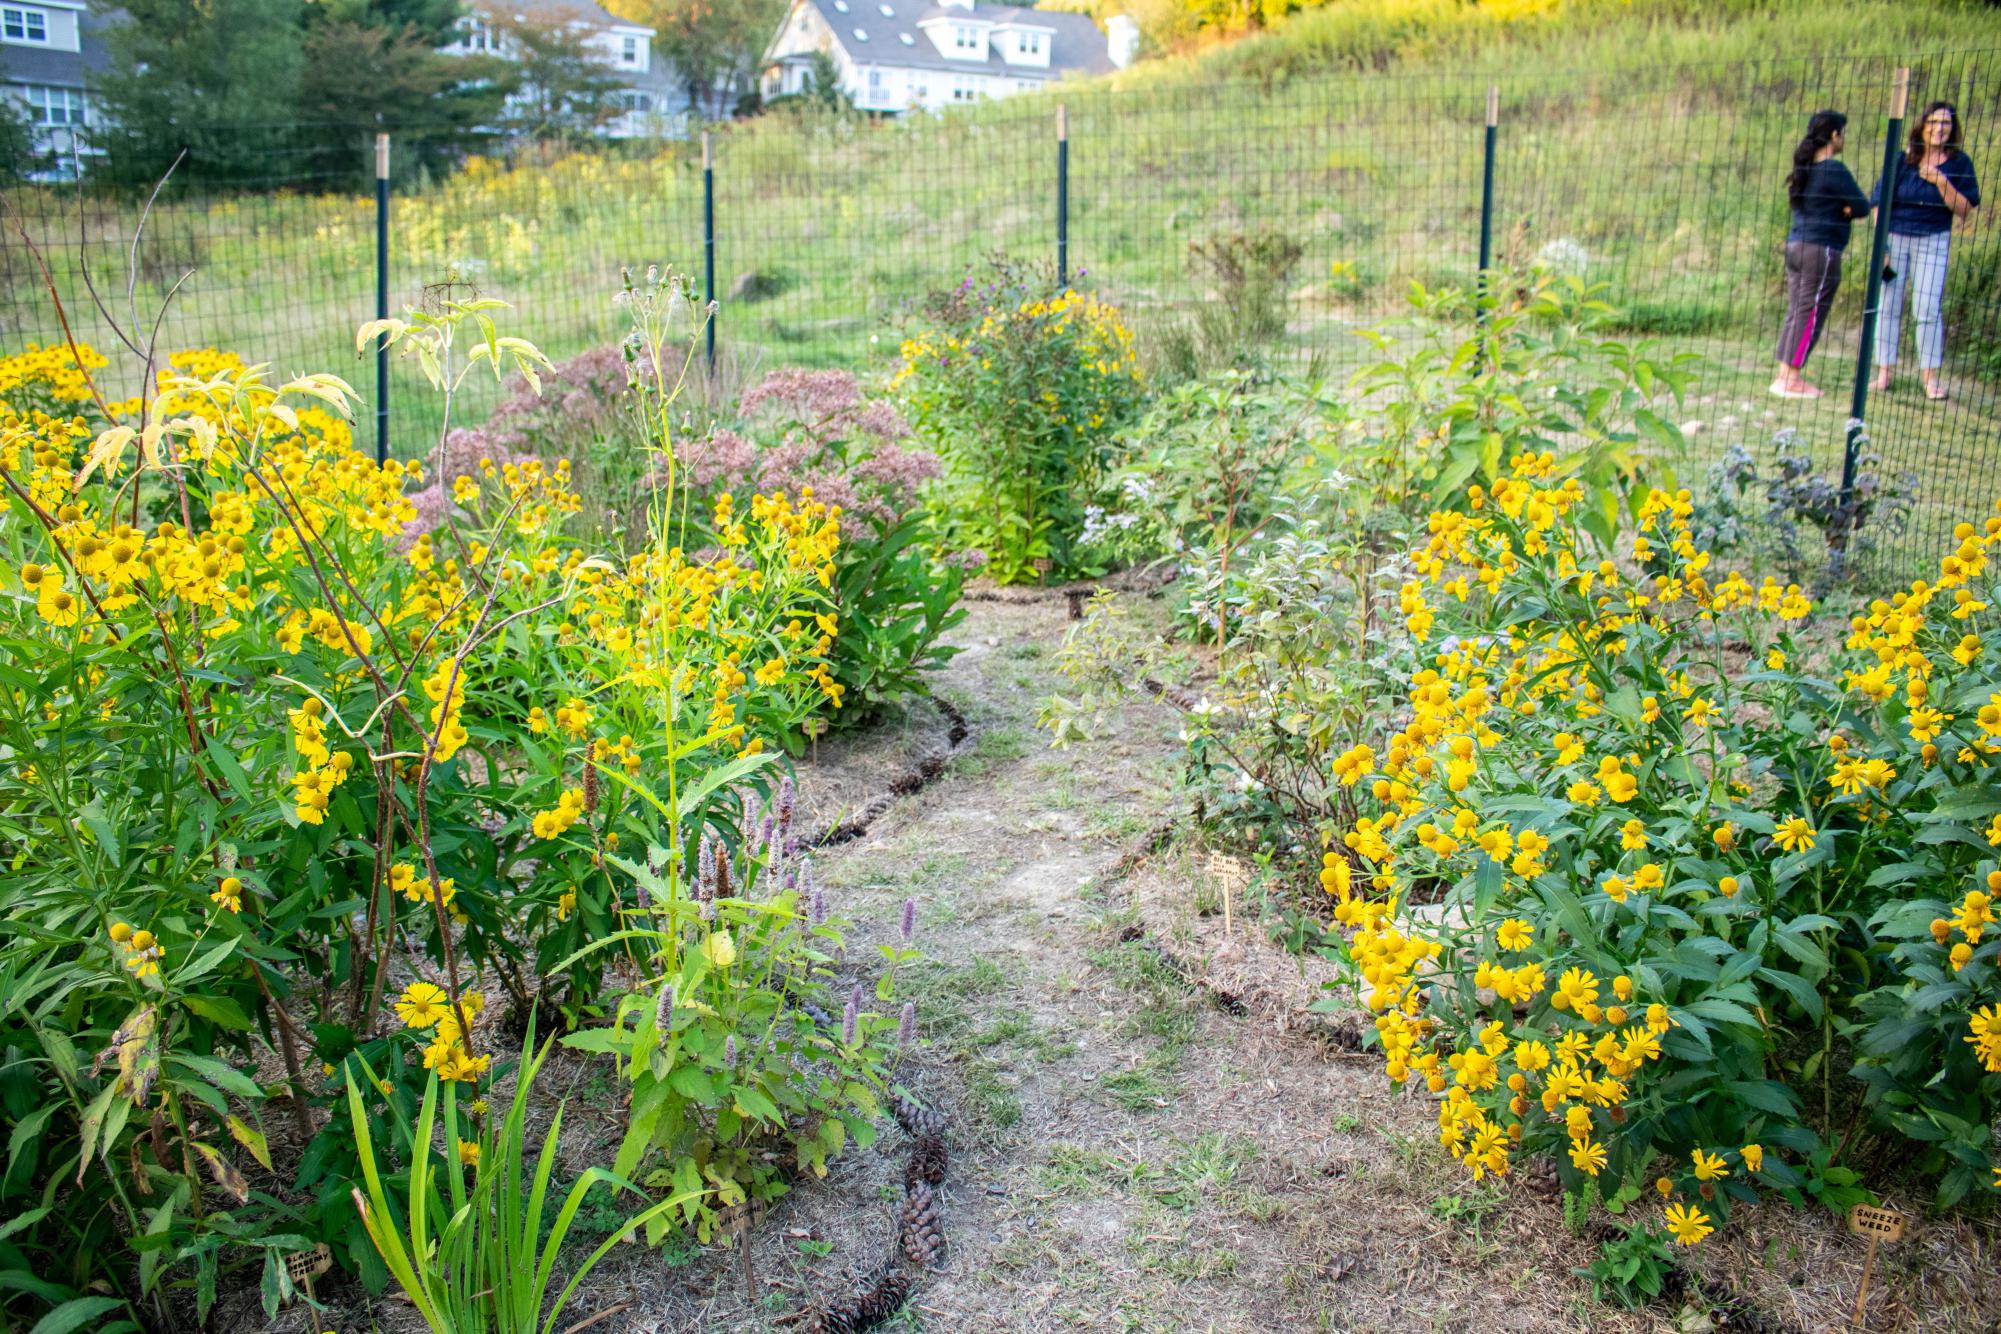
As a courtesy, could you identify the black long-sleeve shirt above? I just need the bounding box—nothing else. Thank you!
[1787,158,1872,250]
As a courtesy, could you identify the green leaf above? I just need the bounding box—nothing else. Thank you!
[28,1295,131,1334]
[182,994,253,1030]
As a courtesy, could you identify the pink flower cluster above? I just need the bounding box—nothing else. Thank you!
[738,369,912,443]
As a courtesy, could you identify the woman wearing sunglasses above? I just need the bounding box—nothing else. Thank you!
[1870,100,1980,401]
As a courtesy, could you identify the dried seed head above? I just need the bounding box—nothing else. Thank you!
[775,776,795,842]
[725,1034,737,1068]
[582,759,600,813]
[715,848,734,901]
[697,834,717,902]
[899,1000,916,1047]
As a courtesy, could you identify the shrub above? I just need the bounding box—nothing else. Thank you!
[1322,458,2001,1250]
[566,784,918,1244]
[0,270,857,1324]
[676,368,966,721]
[894,255,1144,584]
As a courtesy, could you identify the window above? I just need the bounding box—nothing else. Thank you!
[620,90,651,112]
[2,7,48,43]
[953,80,976,101]
[853,26,867,40]
[954,25,975,49]
[620,35,639,64]
[460,17,492,51]
[898,31,912,44]
[21,85,83,126]
[1019,31,1042,54]
[868,67,883,88]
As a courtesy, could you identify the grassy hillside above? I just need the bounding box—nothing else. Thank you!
[2,0,1999,564]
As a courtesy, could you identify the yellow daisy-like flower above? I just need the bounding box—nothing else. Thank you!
[1773,816,1816,854]
[395,981,451,1030]
[457,1138,480,1166]
[1568,1137,1607,1177]
[1495,919,1533,952]
[1664,1201,1714,1245]
[1690,1148,1729,1181]
[1741,1144,1763,1174]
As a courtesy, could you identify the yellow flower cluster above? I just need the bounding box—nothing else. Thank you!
[393,982,489,1082]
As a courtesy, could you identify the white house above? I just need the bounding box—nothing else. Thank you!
[0,0,108,173]
[759,0,1138,114]
[444,0,692,139]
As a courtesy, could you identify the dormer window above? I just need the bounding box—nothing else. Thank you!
[459,16,494,51]
[954,25,975,49]
[621,35,639,64]
[1019,30,1042,55]
[1,7,48,44]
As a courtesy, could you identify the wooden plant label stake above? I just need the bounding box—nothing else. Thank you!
[1846,1204,1904,1331]
[1207,851,1246,938]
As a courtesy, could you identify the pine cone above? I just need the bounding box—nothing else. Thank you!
[904,1132,948,1190]
[900,1179,946,1268]
[891,1093,947,1138]
[806,1262,912,1334]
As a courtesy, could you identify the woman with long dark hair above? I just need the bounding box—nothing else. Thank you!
[1773,109,1871,399]
[1870,100,1980,400]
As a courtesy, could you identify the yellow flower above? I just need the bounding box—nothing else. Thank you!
[1773,816,1816,854]
[210,875,243,914]
[1654,1176,1673,1197]
[395,981,450,1030]
[457,1138,480,1167]
[703,929,737,969]
[108,921,132,943]
[1495,919,1533,952]
[1712,822,1736,852]
[1741,1144,1763,1173]
[1664,1201,1714,1245]
[1690,1148,1729,1181]
[1568,1138,1607,1176]
[1718,875,1740,898]
[1620,819,1647,851]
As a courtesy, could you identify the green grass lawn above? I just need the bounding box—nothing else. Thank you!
[1,0,1997,572]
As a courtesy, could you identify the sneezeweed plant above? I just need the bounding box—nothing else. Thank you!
[895,254,1144,584]
[0,269,856,1326]
[1320,454,2001,1252]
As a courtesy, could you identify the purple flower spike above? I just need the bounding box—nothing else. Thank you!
[725,1034,738,1068]
[901,897,916,944]
[654,982,675,1032]
[899,1000,916,1047]
[842,984,861,1047]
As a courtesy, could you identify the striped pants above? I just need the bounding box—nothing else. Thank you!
[1776,240,1843,370]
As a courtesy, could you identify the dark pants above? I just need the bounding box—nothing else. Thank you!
[1777,240,1843,370]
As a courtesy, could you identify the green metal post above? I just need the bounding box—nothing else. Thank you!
[1056,104,1069,288]
[1843,67,1909,500]
[374,132,389,464]
[1477,86,1497,310]
[703,131,716,379]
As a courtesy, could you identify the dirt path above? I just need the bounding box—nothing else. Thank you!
[256,597,1998,1334]
[543,596,1652,1334]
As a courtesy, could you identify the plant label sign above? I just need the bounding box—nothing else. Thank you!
[1847,1205,1904,1241]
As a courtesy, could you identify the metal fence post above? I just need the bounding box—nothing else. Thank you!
[1844,66,1909,499]
[1478,85,1497,307]
[702,131,717,379]
[1056,103,1069,288]
[374,132,390,464]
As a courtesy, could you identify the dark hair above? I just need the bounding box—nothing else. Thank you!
[1907,100,1963,167]
[1788,109,1847,208]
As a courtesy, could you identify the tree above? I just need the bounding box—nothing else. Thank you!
[486,7,629,141]
[606,0,787,120]
[90,0,307,187]
[296,5,517,182]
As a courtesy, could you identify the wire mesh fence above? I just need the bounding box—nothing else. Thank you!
[2,47,1997,576]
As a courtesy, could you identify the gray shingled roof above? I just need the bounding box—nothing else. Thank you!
[473,0,649,29]
[805,0,1111,80]
[0,6,114,90]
